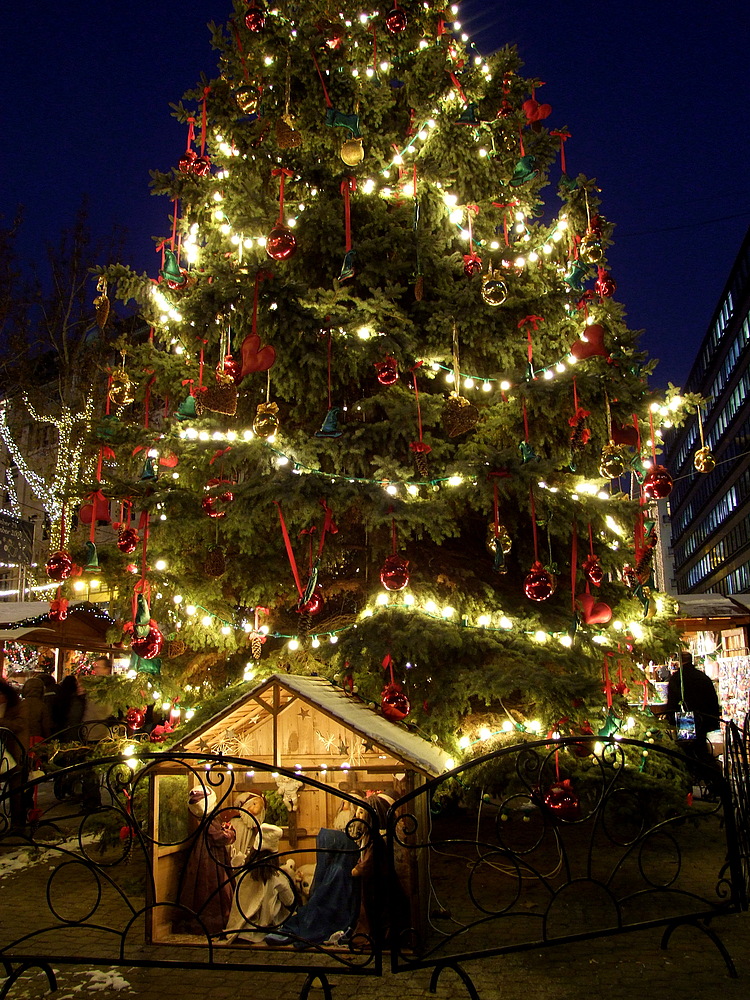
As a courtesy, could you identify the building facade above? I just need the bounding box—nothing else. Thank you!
[665,225,750,594]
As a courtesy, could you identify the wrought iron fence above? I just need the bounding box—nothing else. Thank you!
[1,732,746,1000]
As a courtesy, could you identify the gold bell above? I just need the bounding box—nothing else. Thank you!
[341,138,364,165]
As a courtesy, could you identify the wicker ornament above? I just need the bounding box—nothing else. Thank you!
[195,382,238,416]
[276,115,302,149]
[109,369,135,407]
[204,546,226,578]
[165,639,187,658]
[410,441,431,477]
[694,446,716,474]
[599,441,628,480]
[443,394,479,437]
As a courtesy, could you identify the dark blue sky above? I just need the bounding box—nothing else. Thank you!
[4,1,749,388]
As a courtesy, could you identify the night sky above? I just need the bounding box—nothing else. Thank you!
[4,1,749,389]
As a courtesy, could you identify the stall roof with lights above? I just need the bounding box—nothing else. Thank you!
[173,672,451,777]
[673,595,750,629]
[0,601,116,652]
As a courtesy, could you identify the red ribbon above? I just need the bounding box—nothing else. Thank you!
[550,129,571,174]
[603,654,613,708]
[318,498,338,557]
[571,521,578,614]
[447,70,467,103]
[209,447,232,466]
[274,502,304,598]
[273,167,294,225]
[340,176,357,252]
[410,362,426,442]
[185,117,195,156]
[230,20,252,82]
[529,485,539,562]
[200,87,211,156]
[311,49,333,108]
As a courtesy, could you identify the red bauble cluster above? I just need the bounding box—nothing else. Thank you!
[582,554,604,587]
[542,779,581,822]
[380,554,410,592]
[178,149,212,176]
[202,479,235,518]
[642,465,673,500]
[595,269,617,298]
[374,355,399,385]
[463,253,482,277]
[132,623,164,660]
[46,550,73,582]
[524,561,556,602]
[381,682,410,721]
[117,528,140,554]
[125,707,146,733]
[298,587,325,616]
[385,7,407,32]
[266,225,297,260]
[48,598,69,623]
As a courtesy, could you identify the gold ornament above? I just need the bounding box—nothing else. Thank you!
[276,115,302,149]
[486,523,512,557]
[108,368,135,407]
[599,441,628,480]
[481,264,508,307]
[165,638,187,658]
[235,87,258,114]
[253,401,280,439]
[204,546,226,578]
[341,137,364,165]
[694,446,716,474]
[579,232,603,263]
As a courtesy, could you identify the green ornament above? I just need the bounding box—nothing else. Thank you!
[83,541,101,573]
[598,709,620,738]
[519,441,539,463]
[160,248,187,288]
[130,652,161,676]
[509,155,537,186]
[176,394,198,421]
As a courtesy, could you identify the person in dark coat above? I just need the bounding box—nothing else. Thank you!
[50,675,86,740]
[1,678,30,831]
[656,652,722,769]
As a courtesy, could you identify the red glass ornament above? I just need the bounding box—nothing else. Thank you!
[220,354,242,385]
[125,707,146,733]
[381,682,410,721]
[191,154,212,177]
[202,479,235,518]
[179,149,197,173]
[245,4,266,31]
[622,564,640,590]
[117,527,140,554]
[266,225,297,260]
[380,554,410,592]
[46,550,73,582]
[298,586,325,616]
[524,560,556,602]
[582,554,604,587]
[132,623,164,659]
[463,253,483,278]
[374,356,399,385]
[595,270,616,298]
[642,465,673,500]
[385,7,408,33]
[542,779,580,821]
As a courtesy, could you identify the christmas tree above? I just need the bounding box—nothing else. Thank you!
[86,0,691,747]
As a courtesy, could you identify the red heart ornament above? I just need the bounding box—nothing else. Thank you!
[523,98,552,122]
[240,333,277,376]
[570,324,608,361]
[576,592,612,626]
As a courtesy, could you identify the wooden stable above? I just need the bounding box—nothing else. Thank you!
[147,673,451,946]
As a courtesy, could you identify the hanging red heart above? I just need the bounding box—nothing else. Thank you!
[240,332,277,376]
[78,490,111,525]
[570,324,608,361]
[522,98,552,122]
[576,592,612,625]
[158,452,179,468]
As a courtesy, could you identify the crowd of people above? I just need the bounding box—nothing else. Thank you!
[0,657,115,832]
